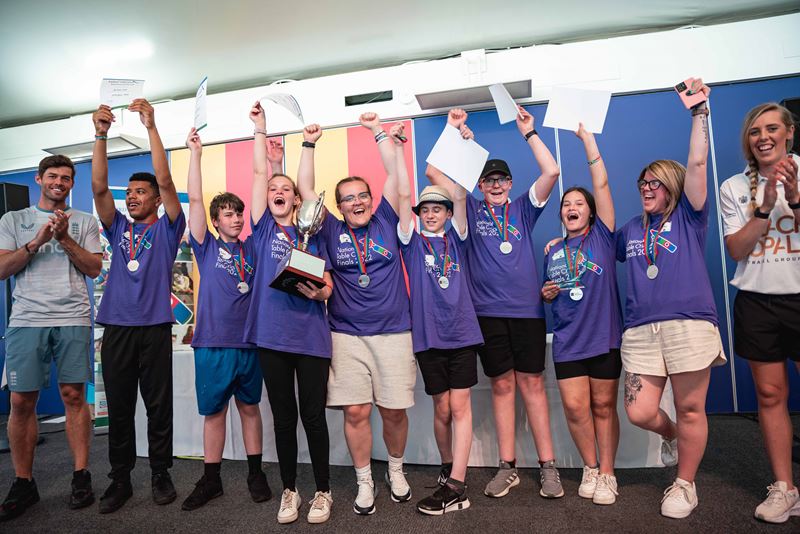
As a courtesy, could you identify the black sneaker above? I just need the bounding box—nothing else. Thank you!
[181,475,223,511]
[416,484,470,516]
[0,478,40,521]
[69,469,95,510]
[152,471,177,505]
[436,465,451,487]
[246,471,272,503]
[98,480,132,514]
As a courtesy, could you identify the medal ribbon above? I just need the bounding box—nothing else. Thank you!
[420,233,451,279]
[562,227,590,288]
[484,202,509,242]
[221,239,247,284]
[275,222,298,249]
[643,218,668,268]
[129,221,155,262]
[346,224,369,277]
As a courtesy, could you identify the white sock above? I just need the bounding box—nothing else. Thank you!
[388,455,404,471]
[355,464,372,480]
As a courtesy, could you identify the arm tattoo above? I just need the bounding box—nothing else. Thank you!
[624,372,642,407]
[701,115,709,145]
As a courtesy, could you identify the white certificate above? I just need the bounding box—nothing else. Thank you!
[261,93,304,124]
[426,125,489,192]
[543,87,612,133]
[194,76,208,131]
[489,83,519,124]
[99,78,145,109]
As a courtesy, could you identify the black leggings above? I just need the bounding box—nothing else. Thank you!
[259,349,330,492]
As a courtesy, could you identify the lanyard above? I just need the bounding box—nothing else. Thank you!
[275,222,297,249]
[483,202,509,242]
[643,218,668,267]
[128,221,155,261]
[220,239,246,283]
[420,233,451,279]
[346,224,370,277]
[562,227,590,286]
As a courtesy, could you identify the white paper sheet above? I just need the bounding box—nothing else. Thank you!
[99,78,145,108]
[261,93,304,124]
[543,87,612,133]
[194,76,208,131]
[489,83,519,124]
[426,125,489,192]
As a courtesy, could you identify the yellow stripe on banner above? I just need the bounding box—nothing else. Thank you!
[284,128,349,216]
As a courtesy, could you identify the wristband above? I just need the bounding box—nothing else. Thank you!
[691,106,709,117]
[754,207,771,219]
[24,242,36,255]
[789,201,800,210]
[95,135,108,140]
[302,141,316,149]
[524,129,538,141]
[588,156,602,166]
[253,128,267,136]
[374,131,388,143]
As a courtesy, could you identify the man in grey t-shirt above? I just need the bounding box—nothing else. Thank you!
[0,155,102,522]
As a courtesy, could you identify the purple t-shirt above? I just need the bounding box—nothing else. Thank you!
[320,198,411,335]
[400,227,484,353]
[616,193,718,329]
[543,219,622,363]
[97,210,186,326]
[190,231,256,349]
[242,211,332,358]
[464,194,545,318]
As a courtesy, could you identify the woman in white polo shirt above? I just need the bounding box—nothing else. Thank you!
[719,102,800,525]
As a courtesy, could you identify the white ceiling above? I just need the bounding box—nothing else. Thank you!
[1,0,797,128]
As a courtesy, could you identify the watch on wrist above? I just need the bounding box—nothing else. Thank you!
[754,207,771,219]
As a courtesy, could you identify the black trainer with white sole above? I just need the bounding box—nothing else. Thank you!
[417,485,470,515]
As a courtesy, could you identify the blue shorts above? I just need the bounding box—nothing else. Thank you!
[4,326,91,392]
[193,347,262,415]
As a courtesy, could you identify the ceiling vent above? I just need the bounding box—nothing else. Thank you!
[415,80,531,111]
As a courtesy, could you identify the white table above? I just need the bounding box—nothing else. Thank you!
[136,338,672,467]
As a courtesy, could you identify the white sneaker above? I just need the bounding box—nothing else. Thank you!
[385,466,412,502]
[578,466,599,499]
[277,488,301,524]
[592,474,618,505]
[661,437,678,467]
[754,481,800,523]
[353,476,376,515]
[660,478,697,519]
[307,491,333,524]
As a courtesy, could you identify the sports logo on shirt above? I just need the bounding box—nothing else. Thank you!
[120,229,152,255]
[215,246,254,276]
[548,247,603,285]
[20,223,34,232]
[625,230,678,259]
[335,235,393,267]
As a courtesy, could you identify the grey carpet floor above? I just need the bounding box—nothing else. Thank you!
[0,414,798,533]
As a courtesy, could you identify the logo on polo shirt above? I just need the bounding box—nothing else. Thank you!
[738,195,749,204]
[20,223,34,232]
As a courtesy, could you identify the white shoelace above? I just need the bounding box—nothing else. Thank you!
[280,489,296,512]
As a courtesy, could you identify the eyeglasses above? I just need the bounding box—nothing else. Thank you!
[637,178,663,191]
[339,192,371,205]
[481,176,510,187]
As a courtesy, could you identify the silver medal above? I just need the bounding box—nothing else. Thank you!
[358,274,371,288]
[438,276,449,289]
[499,241,513,254]
[646,264,659,280]
[127,259,139,272]
[569,287,584,301]
[237,281,250,294]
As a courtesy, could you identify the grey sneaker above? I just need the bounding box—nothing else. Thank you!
[661,437,678,467]
[539,460,564,499]
[484,461,519,498]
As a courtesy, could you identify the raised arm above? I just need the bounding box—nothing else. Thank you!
[426,108,469,200]
[250,101,269,224]
[516,106,560,202]
[91,105,116,228]
[684,81,711,211]
[130,99,181,223]
[186,128,208,243]
[297,124,322,201]
[390,123,413,234]
[576,124,614,230]
[359,112,398,211]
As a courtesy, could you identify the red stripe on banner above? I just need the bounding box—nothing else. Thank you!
[346,120,415,212]
[225,139,256,239]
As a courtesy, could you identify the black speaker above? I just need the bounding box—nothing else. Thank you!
[780,97,800,155]
[0,182,29,217]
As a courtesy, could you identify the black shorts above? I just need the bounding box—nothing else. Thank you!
[554,350,622,380]
[415,346,479,396]
[734,290,800,362]
[476,317,546,377]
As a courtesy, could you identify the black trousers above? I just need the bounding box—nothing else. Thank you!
[101,324,173,481]
[259,349,330,492]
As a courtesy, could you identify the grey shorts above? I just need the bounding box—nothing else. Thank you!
[3,326,91,392]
